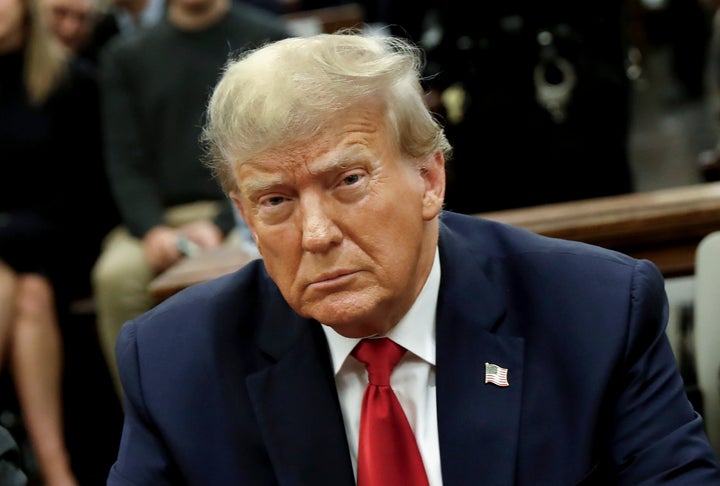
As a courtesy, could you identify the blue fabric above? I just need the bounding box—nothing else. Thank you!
[108,211,720,485]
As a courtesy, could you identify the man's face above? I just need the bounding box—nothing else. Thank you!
[41,0,94,52]
[233,104,445,338]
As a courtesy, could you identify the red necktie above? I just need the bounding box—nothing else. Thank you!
[352,338,430,486]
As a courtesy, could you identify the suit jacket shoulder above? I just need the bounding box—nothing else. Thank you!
[434,211,720,485]
[112,259,356,484]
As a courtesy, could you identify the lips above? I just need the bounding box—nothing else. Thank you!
[309,269,357,288]
[315,269,353,283]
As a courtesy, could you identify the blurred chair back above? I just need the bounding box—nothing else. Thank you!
[694,230,720,453]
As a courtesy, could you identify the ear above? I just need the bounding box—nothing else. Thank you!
[420,151,446,221]
[230,190,258,242]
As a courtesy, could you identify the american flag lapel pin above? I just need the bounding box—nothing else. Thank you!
[485,362,509,387]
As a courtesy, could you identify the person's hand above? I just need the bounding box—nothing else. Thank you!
[142,226,183,272]
[178,220,224,250]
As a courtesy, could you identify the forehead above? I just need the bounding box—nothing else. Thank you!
[236,105,394,186]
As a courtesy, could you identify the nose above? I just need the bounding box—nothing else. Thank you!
[300,194,342,253]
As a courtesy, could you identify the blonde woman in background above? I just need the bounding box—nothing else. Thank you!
[0,0,110,482]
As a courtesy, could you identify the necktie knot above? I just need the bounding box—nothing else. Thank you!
[352,337,406,386]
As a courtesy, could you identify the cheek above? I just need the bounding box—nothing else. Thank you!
[255,228,302,287]
[356,203,424,274]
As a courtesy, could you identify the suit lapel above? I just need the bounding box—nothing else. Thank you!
[246,282,355,486]
[244,217,525,486]
[436,219,525,486]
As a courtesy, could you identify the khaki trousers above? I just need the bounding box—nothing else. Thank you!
[92,201,233,400]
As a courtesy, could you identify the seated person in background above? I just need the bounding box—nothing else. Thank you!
[40,0,164,63]
[40,0,165,65]
[39,0,97,54]
[37,0,122,274]
[92,0,290,401]
[0,0,108,482]
[79,0,166,64]
[108,31,720,484]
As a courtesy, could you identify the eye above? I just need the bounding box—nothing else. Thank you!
[267,196,286,206]
[255,193,294,224]
[342,173,361,186]
[259,195,288,207]
[333,169,369,203]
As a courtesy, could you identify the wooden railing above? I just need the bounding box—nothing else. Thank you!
[148,182,720,301]
[479,181,720,278]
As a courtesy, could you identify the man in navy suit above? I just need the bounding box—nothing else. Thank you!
[107,32,720,485]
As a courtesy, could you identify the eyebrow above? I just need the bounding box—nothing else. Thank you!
[239,174,283,199]
[240,145,374,197]
[310,144,379,174]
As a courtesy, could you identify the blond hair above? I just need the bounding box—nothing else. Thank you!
[202,30,451,195]
[23,0,68,105]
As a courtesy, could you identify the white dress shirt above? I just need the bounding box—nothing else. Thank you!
[322,247,442,486]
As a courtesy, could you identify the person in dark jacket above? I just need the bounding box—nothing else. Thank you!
[108,31,720,485]
[92,0,291,401]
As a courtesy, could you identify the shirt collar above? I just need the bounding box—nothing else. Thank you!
[114,0,165,33]
[322,247,440,375]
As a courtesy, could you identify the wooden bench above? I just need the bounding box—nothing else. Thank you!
[148,181,720,301]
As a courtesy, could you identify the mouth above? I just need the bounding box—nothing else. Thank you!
[309,269,357,289]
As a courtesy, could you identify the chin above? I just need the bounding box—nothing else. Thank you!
[303,295,387,337]
[306,305,364,328]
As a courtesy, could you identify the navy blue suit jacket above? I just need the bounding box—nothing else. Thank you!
[108,211,720,485]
